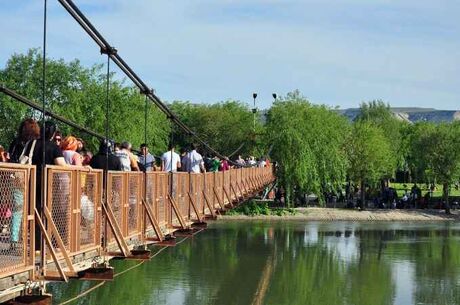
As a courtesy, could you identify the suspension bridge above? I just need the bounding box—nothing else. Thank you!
[0,1,276,303]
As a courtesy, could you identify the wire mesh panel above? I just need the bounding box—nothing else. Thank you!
[237,169,243,194]
[44,166,104,266]
[230,169,239,199]
[250,168,256,189]
[155,173,168,227]
[145,172,156,233]
[223,171,231,203]
[204,173,216,211]
[127,173,142,236]
[190,174,204,216]
[173,173,190,222]
[169,174,179,226]
[244,168,251,192]
[47,169,73,252]
[107,172,125,242]
[0,164,34,278]
[215,172,224,206]
[77,169,102,251]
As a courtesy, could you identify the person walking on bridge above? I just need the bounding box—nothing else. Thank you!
[90,140,123,171]
[161,143,181,172]
[138,143,155,171]
[61,136,83,166]
[185,143,206,173]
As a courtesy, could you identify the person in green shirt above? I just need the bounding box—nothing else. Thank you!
[210,156,221,172]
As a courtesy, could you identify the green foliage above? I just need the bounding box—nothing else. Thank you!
[409,122,460,211]
[0,49,170,153]
[266,90,349,206]
[356,100,406,170]
[169,100,264,156]
[346,121,396,185]
[409,122,460,184]
[226,201,295,216]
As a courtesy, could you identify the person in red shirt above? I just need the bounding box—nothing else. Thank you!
[220,157,230,171]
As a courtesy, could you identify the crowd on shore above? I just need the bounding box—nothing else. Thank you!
[274,182,460,210]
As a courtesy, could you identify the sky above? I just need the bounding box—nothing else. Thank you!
[1,0,459,110]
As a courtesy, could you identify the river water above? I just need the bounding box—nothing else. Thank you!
[49,221,460,305]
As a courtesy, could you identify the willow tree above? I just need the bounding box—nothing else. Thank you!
[356,100,405,173]
[409,122,460,214]
[266,91,349,206]
[345,121,396,209]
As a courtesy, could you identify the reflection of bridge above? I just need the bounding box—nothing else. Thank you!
[0,164,274,303]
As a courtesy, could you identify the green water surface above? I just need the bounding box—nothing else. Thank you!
[49,221,460,305]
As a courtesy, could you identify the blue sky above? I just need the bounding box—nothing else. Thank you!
[1,0,459,110]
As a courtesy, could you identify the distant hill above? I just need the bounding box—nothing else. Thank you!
[337,107,460,123]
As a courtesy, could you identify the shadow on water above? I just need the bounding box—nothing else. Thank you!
[48,221,460,305]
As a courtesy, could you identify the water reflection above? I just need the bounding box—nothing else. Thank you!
[49,221,460,305]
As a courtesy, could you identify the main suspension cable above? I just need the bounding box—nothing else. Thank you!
[57,0,235,162]
[0,85,106,141]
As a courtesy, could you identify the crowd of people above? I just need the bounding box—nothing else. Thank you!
[0,118,272,252]
[0,118,271,173]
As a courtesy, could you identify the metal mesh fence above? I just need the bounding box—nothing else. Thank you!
[46,167,103,256]
[174,173,189,222]
[190,174,204,216]
[0,164,33,277]
[155,173,168,226]
[215,172,224,207]
[49,170,72,251]
[108,173,124,242]
[204,173,215,210]
[145,173,156,233]
[78,170,101,250]
[230,170,239,199]
[0,164,273,281]
[127,173,141,235]
[223,171,231,203]
[169,174,178,226]
[237,169,243,194]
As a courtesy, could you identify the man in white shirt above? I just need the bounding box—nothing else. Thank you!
[161,144,181,172]
[186,144,206,173]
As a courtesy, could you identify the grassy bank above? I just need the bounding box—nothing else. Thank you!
[392,182,460,198]
[225,201,296,217]
[222,202,460,221]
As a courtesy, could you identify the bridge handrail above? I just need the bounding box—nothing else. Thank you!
[0,164,274,283]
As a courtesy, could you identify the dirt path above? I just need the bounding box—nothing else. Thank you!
[220,207,460,221]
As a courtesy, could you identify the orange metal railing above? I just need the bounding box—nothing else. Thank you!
[45,166,103,257]
[0,165,274,283]
[0,163,35,279]
[106,171,143,243]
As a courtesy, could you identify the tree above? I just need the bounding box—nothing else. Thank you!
[170,100,262,156]
[266,91,349,206]
[355,100,405,172]
[409,122,460,214]
[0,49,170,154]
[345,121,396,209]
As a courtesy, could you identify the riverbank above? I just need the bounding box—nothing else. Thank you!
[220,207,460,221]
